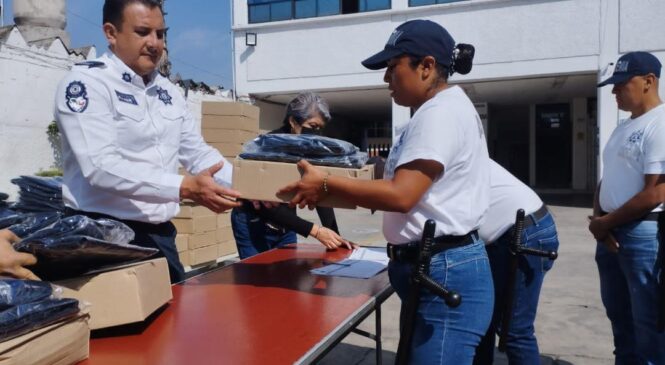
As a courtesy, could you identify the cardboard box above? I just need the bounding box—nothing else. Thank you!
[232,159,374,209]
[217,212,232,228]
[172,215,217,234]
[0,314,89,365]
[55,258,173,330]
[178,251,191,267]
[187,231,217,250]
[175,234,188,252]
[218,240,237,257]
[202,128,257,144]
[176,202,215,218]
[216,226,234,243]
[202,101,260,120]
[202,115,259,132]
[187,245,218,266]
[209,142,244,157]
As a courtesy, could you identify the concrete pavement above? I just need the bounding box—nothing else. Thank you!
[296,200,615,364]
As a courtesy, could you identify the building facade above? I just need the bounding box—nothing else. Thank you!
[231,0,665,192]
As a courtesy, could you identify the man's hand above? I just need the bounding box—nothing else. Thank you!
[588,215,620,253]
[588,215,611,240]
[0,230,40,280]
[180,162,242,213]
[601,232,620,253]
[311,224,353,250]
[278,160,327,209]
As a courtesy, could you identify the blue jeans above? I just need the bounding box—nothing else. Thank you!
[595,219,665,365]
[231,207,297,259]
[389,239,494,365]
[475,211,559,365]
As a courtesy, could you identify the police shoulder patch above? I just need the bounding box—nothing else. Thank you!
[75,61,106,69]
[65,81,89,113]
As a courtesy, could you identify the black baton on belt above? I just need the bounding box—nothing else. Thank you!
[395,220,462,365]
[498,209,558,352]
[658,212,665,332]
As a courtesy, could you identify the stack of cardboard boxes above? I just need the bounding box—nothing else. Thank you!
[201,101,260,159]
[173,202,235,268]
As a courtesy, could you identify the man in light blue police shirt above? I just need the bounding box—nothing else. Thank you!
[54,0,242,283]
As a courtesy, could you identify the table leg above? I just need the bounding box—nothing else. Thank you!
[376,304,382,365]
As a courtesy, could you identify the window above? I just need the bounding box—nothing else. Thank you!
[359,0,390,12]
[295,0,341,19]
[409,0,468,7]
[248,0,389,23]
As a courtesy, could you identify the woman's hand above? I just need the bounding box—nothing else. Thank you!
[311,225,353,250]
[0,230,40,280]
[279,160,328,209]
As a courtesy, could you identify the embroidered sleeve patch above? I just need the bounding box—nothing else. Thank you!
[75,61,105,68]
[65,81,89,113]
[115,90,138,105]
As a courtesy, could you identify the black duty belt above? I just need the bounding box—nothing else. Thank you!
[387,230,479,262]
[601,210,661,222]
[522,205,549,230]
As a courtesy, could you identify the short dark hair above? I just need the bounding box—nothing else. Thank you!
[103,0,162,29]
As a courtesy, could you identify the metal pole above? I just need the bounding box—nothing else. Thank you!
[230,0,237,100]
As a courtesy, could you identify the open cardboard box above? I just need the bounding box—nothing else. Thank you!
[54,258,172,330]
[232,159,374,209]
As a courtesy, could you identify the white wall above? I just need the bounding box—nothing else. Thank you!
[232,0,665,190]
[233,0,603,95]
[0,27,85,198]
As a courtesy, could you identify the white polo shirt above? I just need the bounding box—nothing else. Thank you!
[54,52,233,223]
[599,104,665,213]
[478,160,543,243]
[382,86,490,244]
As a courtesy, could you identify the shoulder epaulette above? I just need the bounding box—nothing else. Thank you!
[74,61,106,69]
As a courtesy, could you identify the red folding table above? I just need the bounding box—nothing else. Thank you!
[80,243,394,365]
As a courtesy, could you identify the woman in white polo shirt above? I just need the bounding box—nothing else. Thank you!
[280,19,493,364]
[474,160,559,365]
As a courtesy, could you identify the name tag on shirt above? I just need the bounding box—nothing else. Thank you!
[115,90,138,105]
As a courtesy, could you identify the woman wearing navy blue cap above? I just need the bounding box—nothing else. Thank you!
[280,19,493,364]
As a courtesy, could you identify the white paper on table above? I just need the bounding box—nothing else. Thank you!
[348,247,390,266]
[310,247,389,279]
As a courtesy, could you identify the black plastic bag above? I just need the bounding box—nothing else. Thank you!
[15,215,156,280]
[0,298,79,342]
[10,176,63,196]
[10,176,64,212]
[0,279,53,311]
[21,215,135,245]
[245,134,357,156]
[240,134,369,168]
[0,212,62,238]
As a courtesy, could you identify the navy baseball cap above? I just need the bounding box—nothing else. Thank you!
[598,51,662,87]
[362,19,455,70]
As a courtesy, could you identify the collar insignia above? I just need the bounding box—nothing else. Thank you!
[156,87,172,106]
